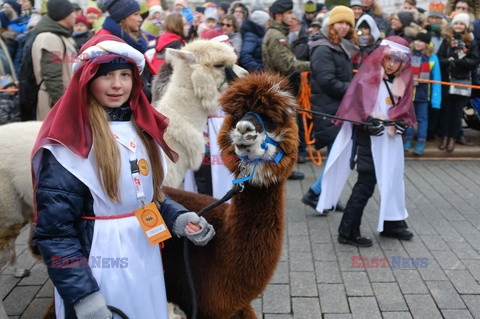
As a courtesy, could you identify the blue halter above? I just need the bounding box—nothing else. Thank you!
[232,112,284,185]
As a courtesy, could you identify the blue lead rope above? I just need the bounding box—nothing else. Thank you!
[231,112,284,185]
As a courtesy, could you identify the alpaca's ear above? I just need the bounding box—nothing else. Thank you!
[165,48,197,65]
[191,65,220,113]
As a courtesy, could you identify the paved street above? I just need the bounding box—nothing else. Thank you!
[2,159,480,318]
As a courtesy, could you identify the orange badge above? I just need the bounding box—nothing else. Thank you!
[386,96,393,106]
[134,202,172,245]
[138,159,149,176]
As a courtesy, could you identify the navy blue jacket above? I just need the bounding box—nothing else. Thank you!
[34,149,188,318]
[239,19,265,72]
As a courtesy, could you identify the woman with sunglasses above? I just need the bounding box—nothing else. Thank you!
[220,14,242,56]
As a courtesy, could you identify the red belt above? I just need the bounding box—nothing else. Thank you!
[81,212,135,220]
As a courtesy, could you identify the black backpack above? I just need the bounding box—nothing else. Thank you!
[18,31,65,121]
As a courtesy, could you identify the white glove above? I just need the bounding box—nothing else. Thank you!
[74,291,112,319]
[173,212,216,246]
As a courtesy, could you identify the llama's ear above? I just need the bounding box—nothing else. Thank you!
[165,48,197,65]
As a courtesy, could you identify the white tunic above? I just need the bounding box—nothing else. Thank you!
[317,81,408,232]
[184,113,234,200]
[41,120,169,319]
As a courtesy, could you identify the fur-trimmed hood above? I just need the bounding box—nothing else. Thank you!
[445,0,480,19]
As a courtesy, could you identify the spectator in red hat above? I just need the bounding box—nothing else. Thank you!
[86,7,102,25]
[73,15,93,50]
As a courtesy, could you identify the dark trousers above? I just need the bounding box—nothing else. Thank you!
[338,170,377,239]
[338,130,376,239]
[194,153,213,196]
[441,94,469,138]
[338,128,408,238]
[297,113,307,156]
[427,105,441,138]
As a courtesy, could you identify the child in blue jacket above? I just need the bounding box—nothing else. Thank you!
[404,30,442,155]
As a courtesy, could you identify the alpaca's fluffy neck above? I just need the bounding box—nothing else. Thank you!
[217,181,286,296]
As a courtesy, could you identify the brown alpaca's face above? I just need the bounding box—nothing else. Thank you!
[217,73,299,187]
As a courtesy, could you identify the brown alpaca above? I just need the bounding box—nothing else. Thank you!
[40,73,298,318]
[161,72,299,318]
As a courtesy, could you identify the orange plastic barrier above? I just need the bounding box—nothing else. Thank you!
[297,71,322,166]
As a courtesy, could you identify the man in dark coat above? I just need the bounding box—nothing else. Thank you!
[262,0,310,179]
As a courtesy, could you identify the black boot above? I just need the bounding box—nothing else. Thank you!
[338,234,373,247]
[288,171,305,180]
[335,202,345,212]
[301,188,319,209]
[380,220,413,240]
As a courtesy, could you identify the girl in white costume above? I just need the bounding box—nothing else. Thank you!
[31,35,215,318]
[317,36,417,247]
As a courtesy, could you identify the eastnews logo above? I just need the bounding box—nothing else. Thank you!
[51,256,128,268]
[351,256,428,269]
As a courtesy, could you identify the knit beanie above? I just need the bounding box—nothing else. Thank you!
[219,1,230,13]
[97,0,140,22]
[250,10,270,27]
[205,7,219,22]
[46,0,74,21]
[328,5,354,27]
[251,0,264,12]
[415,30,431,44]
[396,11,414,27]
[304,0,316,13]
[86,7,102,16]
[451,12,470,28]
[427,2,445,18]
[91,61,134,81]
[75,14,90,26]
[148,5,162,16]
[4,0,22,16]
[269,0,293,16]
[349,0,362,8]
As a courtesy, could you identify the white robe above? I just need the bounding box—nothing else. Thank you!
[317,81,408,232]
[37,120,169,319]
[184,113,234,200]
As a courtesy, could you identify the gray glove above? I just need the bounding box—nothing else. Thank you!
[74,291,112,319]
[173,212,215,246]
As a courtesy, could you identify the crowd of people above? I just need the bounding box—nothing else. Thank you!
[0,0,478,316]
[0,0,478,149]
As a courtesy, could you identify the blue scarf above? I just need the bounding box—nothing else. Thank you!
[102,16,148,53]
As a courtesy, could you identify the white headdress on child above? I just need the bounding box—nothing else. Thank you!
[73,40,145,73]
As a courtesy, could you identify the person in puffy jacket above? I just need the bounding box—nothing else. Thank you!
[32,35,215,319]
[317,36,416,247]
[148,13,186,74]
[239,10,269,71]
[301,5,355,210]
[437,13,480,152]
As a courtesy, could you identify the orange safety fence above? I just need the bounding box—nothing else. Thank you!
[297,71,322,166]
[297,70,480,166]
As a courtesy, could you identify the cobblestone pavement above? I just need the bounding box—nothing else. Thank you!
[2,160,480,318]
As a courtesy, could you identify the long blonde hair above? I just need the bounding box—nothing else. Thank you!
[119,19,147,43]
[88,97,164,203]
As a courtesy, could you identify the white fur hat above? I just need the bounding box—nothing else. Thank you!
[149,5,163,17]
[451,12,470,28]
